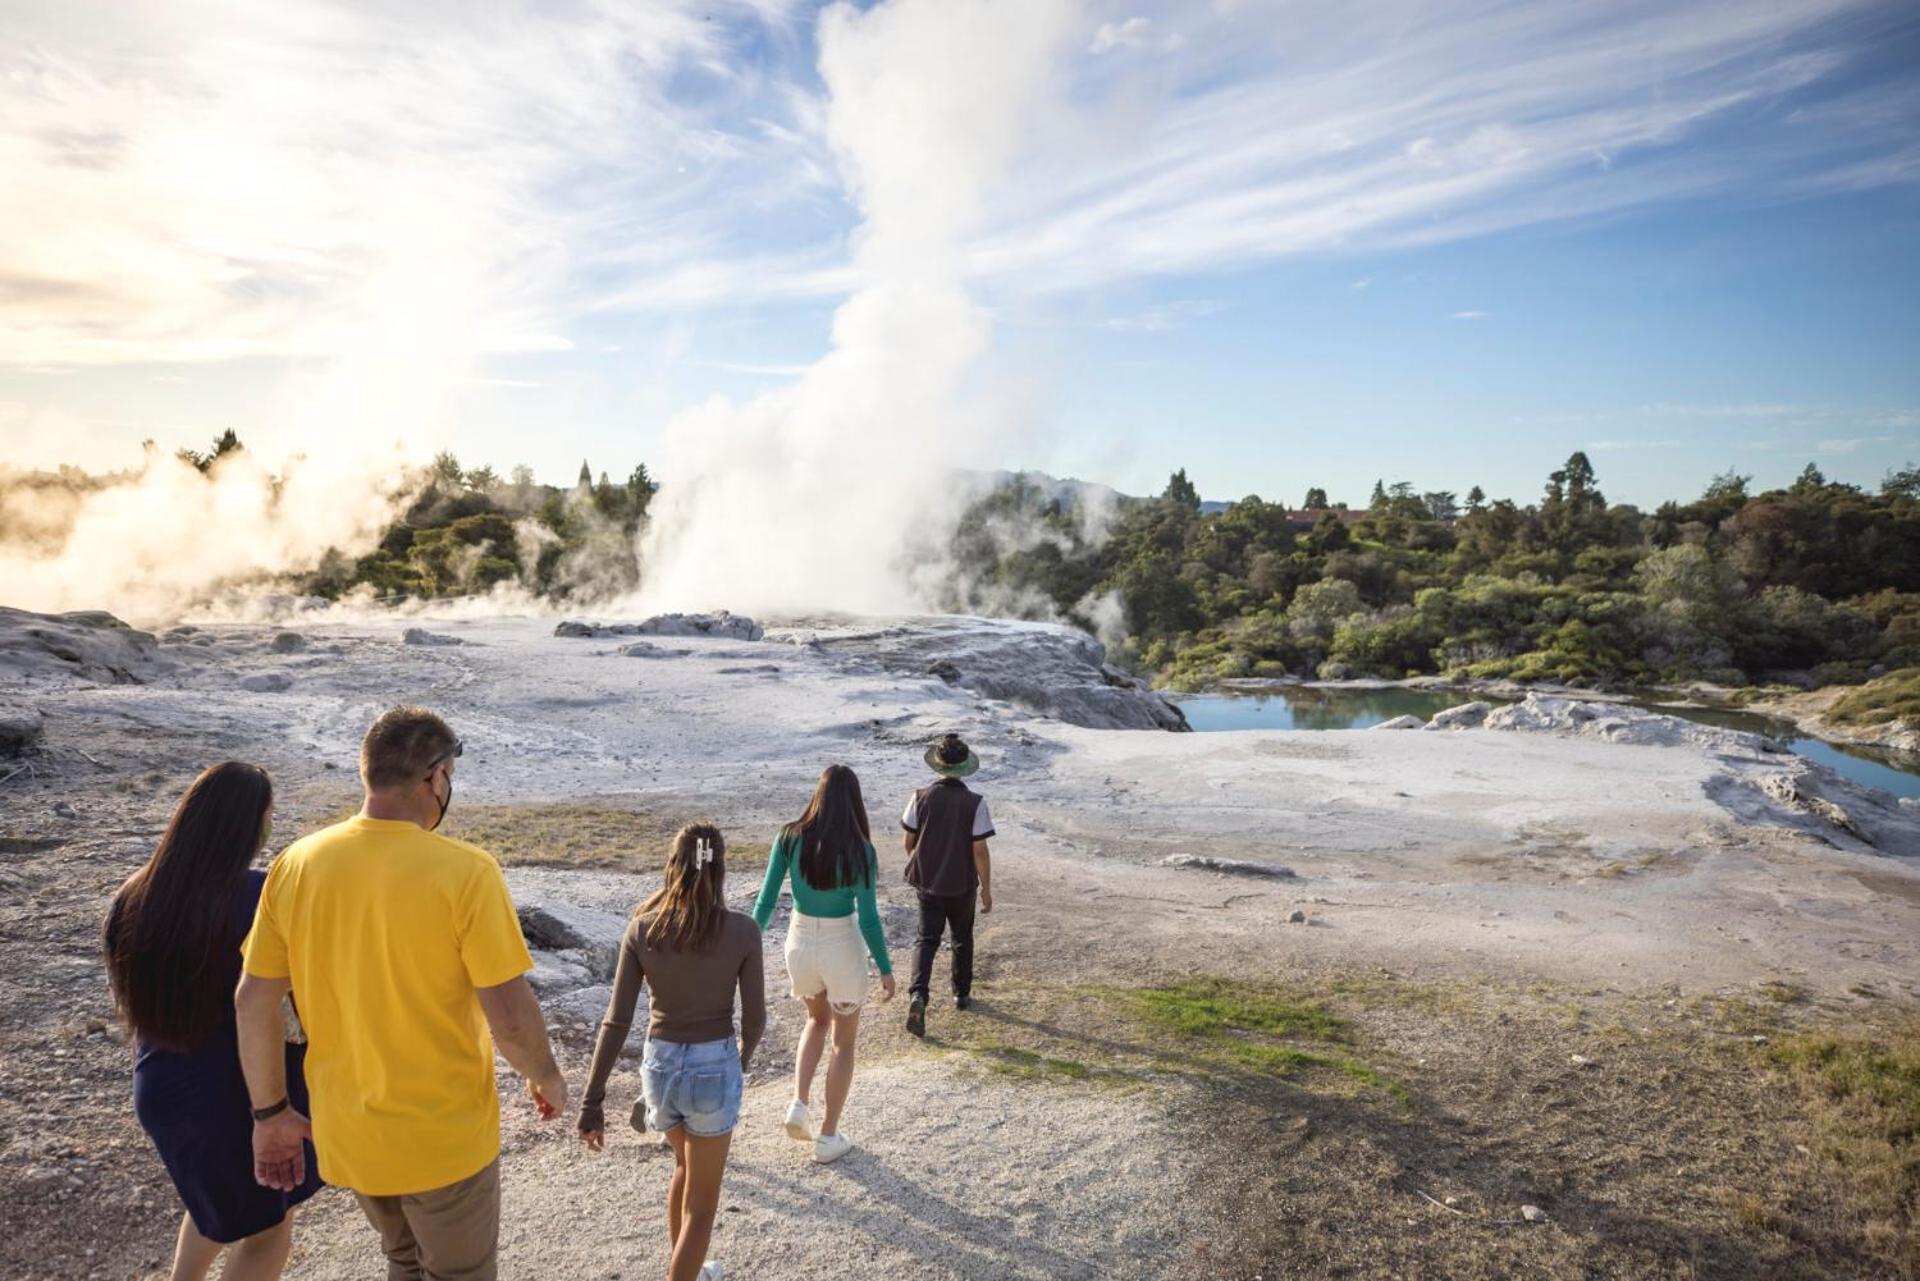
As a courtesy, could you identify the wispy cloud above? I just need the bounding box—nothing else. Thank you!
[1098,299,1226,331]
[0,0,814,367]
[1640,402,1808,418]
[1449,310,1490,321]
[2,0,1914,371]
[696,359,817,377]
[1090,17,1151,54]
[578,0,1919,314]
[1817,434,1897,454]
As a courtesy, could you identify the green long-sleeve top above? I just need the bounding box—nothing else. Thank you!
[752,831,892,975]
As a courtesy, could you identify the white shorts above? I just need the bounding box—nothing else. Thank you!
[785,911,869,1014]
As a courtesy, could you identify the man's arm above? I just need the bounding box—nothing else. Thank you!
[973,838,992,912]
[902,828,919,855]
[236,972,310,1191]
[476,975,567,1119]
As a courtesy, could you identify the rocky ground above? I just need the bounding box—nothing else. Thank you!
[2,607,1917,1279]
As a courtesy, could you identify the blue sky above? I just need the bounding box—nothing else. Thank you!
[2,0,1916,511]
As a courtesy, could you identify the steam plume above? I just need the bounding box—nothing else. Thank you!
[635,0,1081,615]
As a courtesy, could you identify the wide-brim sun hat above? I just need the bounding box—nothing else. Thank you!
[925,735,979,777]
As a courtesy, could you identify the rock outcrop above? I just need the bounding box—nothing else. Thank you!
[1475,695,1918,856]
[1427,701,1493,730]
[1482,694,1784,754]
[637,612,763,641]
[789,617,1189,732]
[1160,854,1296,878]
[0,608,183,686]
[516,899,628,979]
[555,613,763,642]
[616,641,690,659]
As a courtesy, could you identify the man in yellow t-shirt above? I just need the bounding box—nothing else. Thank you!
[236,705,566,1281]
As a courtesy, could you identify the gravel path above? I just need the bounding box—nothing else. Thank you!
[283,1061,1197,1281]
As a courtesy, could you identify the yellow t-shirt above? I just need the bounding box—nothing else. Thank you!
[242,815,533,1196]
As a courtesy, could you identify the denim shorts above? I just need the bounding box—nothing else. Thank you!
[640,1037,744,1138]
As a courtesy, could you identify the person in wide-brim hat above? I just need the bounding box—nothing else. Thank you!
[923,734,979,778]
[900,733,994,1038]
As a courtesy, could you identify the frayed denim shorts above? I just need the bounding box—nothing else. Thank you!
[640,1036,744,1138]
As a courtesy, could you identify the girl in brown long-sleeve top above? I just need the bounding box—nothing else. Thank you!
[579,824,764,1281]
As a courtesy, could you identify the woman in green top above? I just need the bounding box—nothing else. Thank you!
[752,764,894,1163]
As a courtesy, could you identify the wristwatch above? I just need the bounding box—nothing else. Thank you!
[252,1097,290,1122]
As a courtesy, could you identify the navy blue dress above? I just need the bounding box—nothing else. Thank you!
[130,870,322,1243]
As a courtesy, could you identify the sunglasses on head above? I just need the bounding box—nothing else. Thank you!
[425,740,464,780]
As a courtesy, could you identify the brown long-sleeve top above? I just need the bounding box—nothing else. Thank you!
[578,909,765,1133]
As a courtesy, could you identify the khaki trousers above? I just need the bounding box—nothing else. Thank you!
[354,1158,500,1281]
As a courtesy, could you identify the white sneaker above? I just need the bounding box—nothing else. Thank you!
[698,1263,725,1281]
[813,1132,853,1164]
[783,1099,813,1142]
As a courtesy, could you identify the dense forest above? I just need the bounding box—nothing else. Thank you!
[946,454,1920,693]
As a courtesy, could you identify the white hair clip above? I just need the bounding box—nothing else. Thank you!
[695,837,714,867]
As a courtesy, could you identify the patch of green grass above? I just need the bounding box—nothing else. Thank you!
[1759,980,1808,1005]
[1769,1022,1920,1266]
[923,978,1404,1103]
[1222,1041,1402,1095]
[1827,666,1920,728]
[1123,978,1403,1100]
[1772,1028,1920,1144]
[1129,977,1347,1043]
[974,1043,1102,1083]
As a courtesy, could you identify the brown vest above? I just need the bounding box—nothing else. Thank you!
[905,779,983,896]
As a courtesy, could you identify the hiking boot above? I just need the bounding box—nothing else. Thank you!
[905,995,926,1038]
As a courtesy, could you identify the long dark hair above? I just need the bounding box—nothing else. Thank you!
[785,764,872,891]
[105,761,272,1052]
[639,823,727,953]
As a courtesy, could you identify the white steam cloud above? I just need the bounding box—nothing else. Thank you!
[0,443,415,622]
[0,1,785,623]
[635,0,1081,615]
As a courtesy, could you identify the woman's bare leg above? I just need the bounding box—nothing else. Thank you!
[664,1126,689,1250]
[668,1131,734,1281]
[793,993,831,1106]
[166,1212,221,1281]
[820,1008,861,1137]
[217,1214,295,1281]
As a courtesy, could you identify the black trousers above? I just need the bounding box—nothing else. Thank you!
[910,889,976,1002]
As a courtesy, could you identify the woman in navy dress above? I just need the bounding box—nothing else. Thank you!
[105,762,321,1281]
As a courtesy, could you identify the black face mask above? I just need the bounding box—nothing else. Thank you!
[430,771,453,831]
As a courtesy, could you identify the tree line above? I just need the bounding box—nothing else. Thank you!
[946,454,1920,694]
[302,451,657,600]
